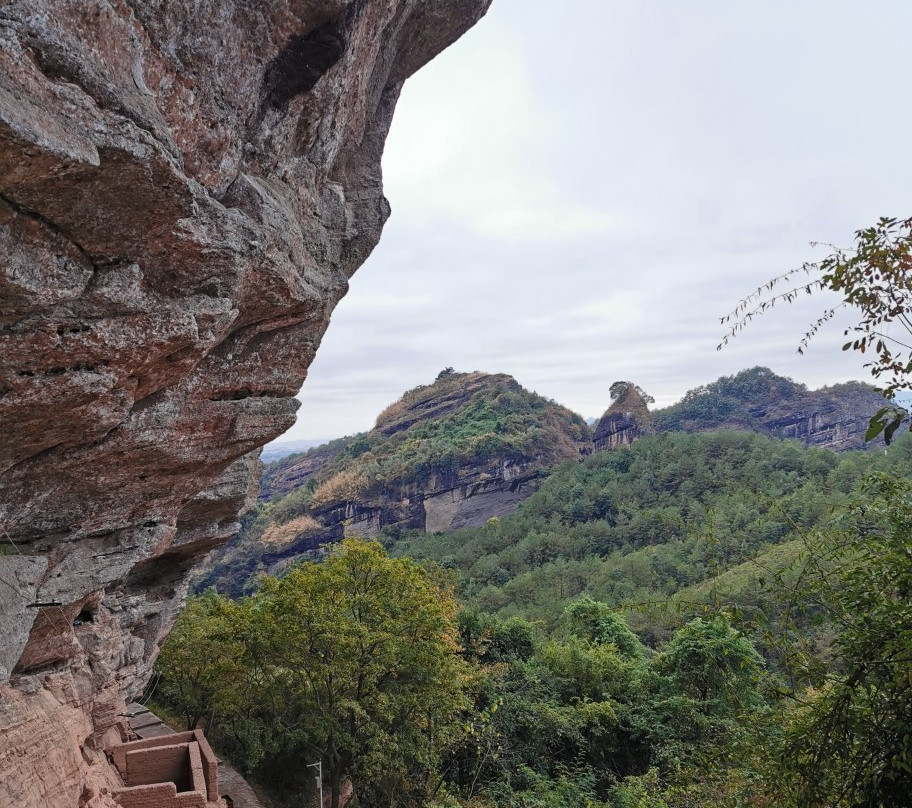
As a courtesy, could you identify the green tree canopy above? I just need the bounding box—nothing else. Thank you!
[157,540,469,808]
[155,592,246,730]
[564,595,645,659]
[261,540,469,807]
[771,474,912,807]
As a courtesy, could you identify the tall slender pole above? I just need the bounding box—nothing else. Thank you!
[307,761,323,808]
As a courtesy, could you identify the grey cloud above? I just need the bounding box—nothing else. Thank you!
[282,0,911,441]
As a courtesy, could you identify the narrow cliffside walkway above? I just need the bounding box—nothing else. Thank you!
[124,704,267,808]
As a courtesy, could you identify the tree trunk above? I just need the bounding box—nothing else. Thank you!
[328,738,341,808]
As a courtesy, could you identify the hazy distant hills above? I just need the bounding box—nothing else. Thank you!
[260,438,329,463]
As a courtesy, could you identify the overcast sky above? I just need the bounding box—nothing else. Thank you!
[282,0,912,442]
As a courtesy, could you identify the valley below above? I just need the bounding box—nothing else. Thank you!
[170,365,912,807]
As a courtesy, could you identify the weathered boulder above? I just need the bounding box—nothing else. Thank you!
[0,1,490,804]
[592,381,654,451]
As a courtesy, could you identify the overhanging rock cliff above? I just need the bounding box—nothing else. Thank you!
[0,1,491,805]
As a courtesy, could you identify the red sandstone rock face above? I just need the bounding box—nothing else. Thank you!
[0,1,490,804]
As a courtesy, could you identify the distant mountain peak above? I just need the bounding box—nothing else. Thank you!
[258,369,590,544]
[374,370,518,436]
[651,366,886,451]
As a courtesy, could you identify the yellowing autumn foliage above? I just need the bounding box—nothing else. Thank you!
[308,469,367,509]
[260,515,321,548]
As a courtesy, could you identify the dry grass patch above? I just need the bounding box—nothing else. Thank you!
[310,469,368,509]
[261,515,322,548]
[375,396,410,430]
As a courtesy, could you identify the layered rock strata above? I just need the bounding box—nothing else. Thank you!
[254,456,548,580]
[314,457,543,537]
[595,374,890,454]
[650,376,890,453]
[592,410,642,451]
[199,372,591,589]
[0,1,490,805]
[744,390,885,451]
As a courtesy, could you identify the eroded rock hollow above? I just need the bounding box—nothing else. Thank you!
[0,2,491,804]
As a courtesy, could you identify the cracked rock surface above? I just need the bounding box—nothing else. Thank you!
[0,1,490,805]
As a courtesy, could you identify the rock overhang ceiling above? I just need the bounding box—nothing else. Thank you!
[0,2,491,805]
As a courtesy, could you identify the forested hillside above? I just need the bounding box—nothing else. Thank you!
[261,369,589,504]
[393,430,912,628]
[173,368,912,806]
[159,435,912,806]
[651,366,886,449]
